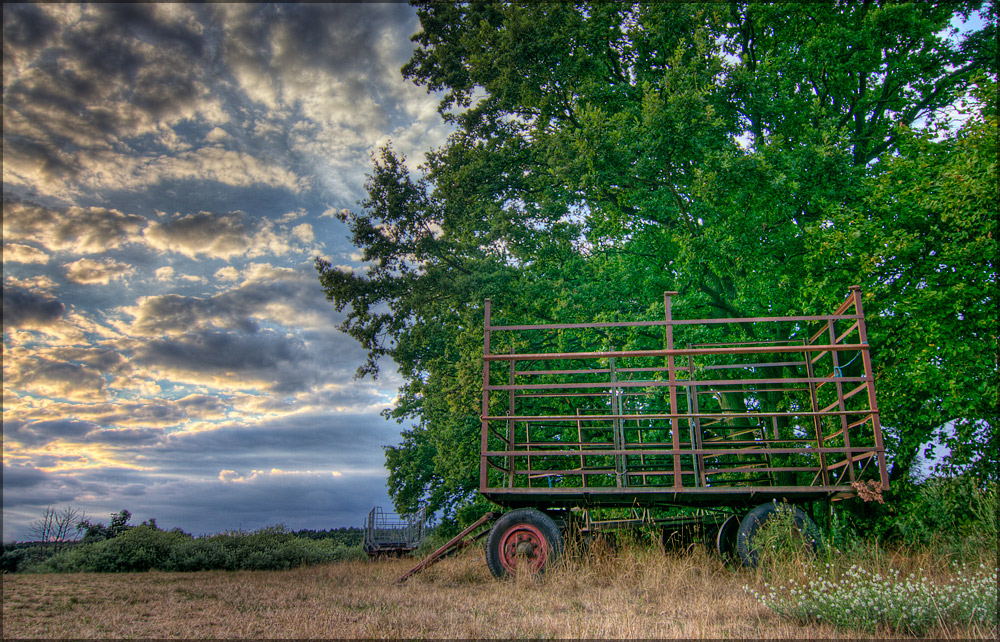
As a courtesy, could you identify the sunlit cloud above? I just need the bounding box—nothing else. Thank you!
[214,266,239,282]
[64,257,134,285]
[101,147,307,194]
[144,210,316,260]
[2,200,146,255]
[218,468,345,484]
[2,275,59,294]
[3,243,49,264]
[3,353,108,403]
[2,2,431,541]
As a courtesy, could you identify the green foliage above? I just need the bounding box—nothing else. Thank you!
[803,74,999,482]
[893,477,999,552]
[28,523,366,573]
[2,542,77,574]
[748,504,818,572]
[824,475,998,561]
[291,527,363,546]
[319,0,998,521]
[77,509,134,543]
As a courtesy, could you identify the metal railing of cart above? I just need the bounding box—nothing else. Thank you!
[479,286,888,509]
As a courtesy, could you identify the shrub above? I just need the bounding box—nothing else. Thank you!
[27,524,366,573]
[1,543,62,574]
[36,525,191,573]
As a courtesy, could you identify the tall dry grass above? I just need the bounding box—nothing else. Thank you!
[5,536,995,639]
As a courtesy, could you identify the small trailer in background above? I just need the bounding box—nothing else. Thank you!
[362,506,425,558]
[475,286,888,577]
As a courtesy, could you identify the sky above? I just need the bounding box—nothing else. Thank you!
[2,3,454,542]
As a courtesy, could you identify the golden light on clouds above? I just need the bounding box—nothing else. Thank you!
[2,2,431,540]
[8,441,155,474]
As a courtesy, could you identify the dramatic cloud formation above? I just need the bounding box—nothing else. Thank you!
[2,3,448,540]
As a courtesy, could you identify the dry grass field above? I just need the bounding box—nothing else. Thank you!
[4,540,996,640]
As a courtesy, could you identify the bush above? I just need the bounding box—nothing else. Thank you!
[36,525,191,573]
[827,475,997,559]
[28,524,367,573]
[2,543,66,574]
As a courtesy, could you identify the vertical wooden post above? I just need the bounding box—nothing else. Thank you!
[851,285,889,490]
[480,299,491,493]
[665,291,682,489]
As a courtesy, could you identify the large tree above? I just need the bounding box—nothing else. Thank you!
[318,1,997,518]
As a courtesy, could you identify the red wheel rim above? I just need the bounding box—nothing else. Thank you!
[497,523,549,574]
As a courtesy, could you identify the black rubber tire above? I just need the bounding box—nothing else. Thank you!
[485,508,563,579]
[736,502,822,568]
[714,514,740,560]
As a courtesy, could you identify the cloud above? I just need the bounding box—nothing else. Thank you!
[2,198,147,255]
[0,461,52,491]
[3,352,108,402]
[123,263,337,337]
[64,257,134,285]
[3,410,404,538]
[2,4,231,192]
[132,469,391,536]
[214,266,239,282]
[3,274,60,294]
[1,2,441,543]
[0,462,87,510]
[144,210,317,260]
[1,286,65,328]
[218,468,341,484]
[3,243,49,264]
[2,3,444,205]
[101,146,306,194]
[131,329,316,394]
[4,419,100,448]
[155,266,175,281]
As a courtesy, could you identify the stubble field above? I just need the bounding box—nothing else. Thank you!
[2,543,995,639]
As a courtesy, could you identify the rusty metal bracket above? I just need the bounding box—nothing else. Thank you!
[396,511,497,584]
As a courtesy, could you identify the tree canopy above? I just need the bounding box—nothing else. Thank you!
[317,1,998,520]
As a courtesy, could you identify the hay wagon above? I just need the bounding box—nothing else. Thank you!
[362,506,425,557]
[472,286,888,577]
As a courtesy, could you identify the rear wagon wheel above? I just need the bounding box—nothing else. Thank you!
[485,508,563,579]
[736,502,822,567]
[714,514,740,560]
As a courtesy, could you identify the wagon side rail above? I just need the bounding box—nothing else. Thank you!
[479,287,888,504]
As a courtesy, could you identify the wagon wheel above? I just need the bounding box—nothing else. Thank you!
[736,502,822,568]
[714,514,740,560]
[485,508,563,579]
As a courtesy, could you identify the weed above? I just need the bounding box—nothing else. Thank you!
[748,561,998,636]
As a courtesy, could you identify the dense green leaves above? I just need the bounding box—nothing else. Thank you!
[804,76,998,481]
[318,1,998,519]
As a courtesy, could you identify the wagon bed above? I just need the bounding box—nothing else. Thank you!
[362,506,425,557]
[479,286,888,510]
